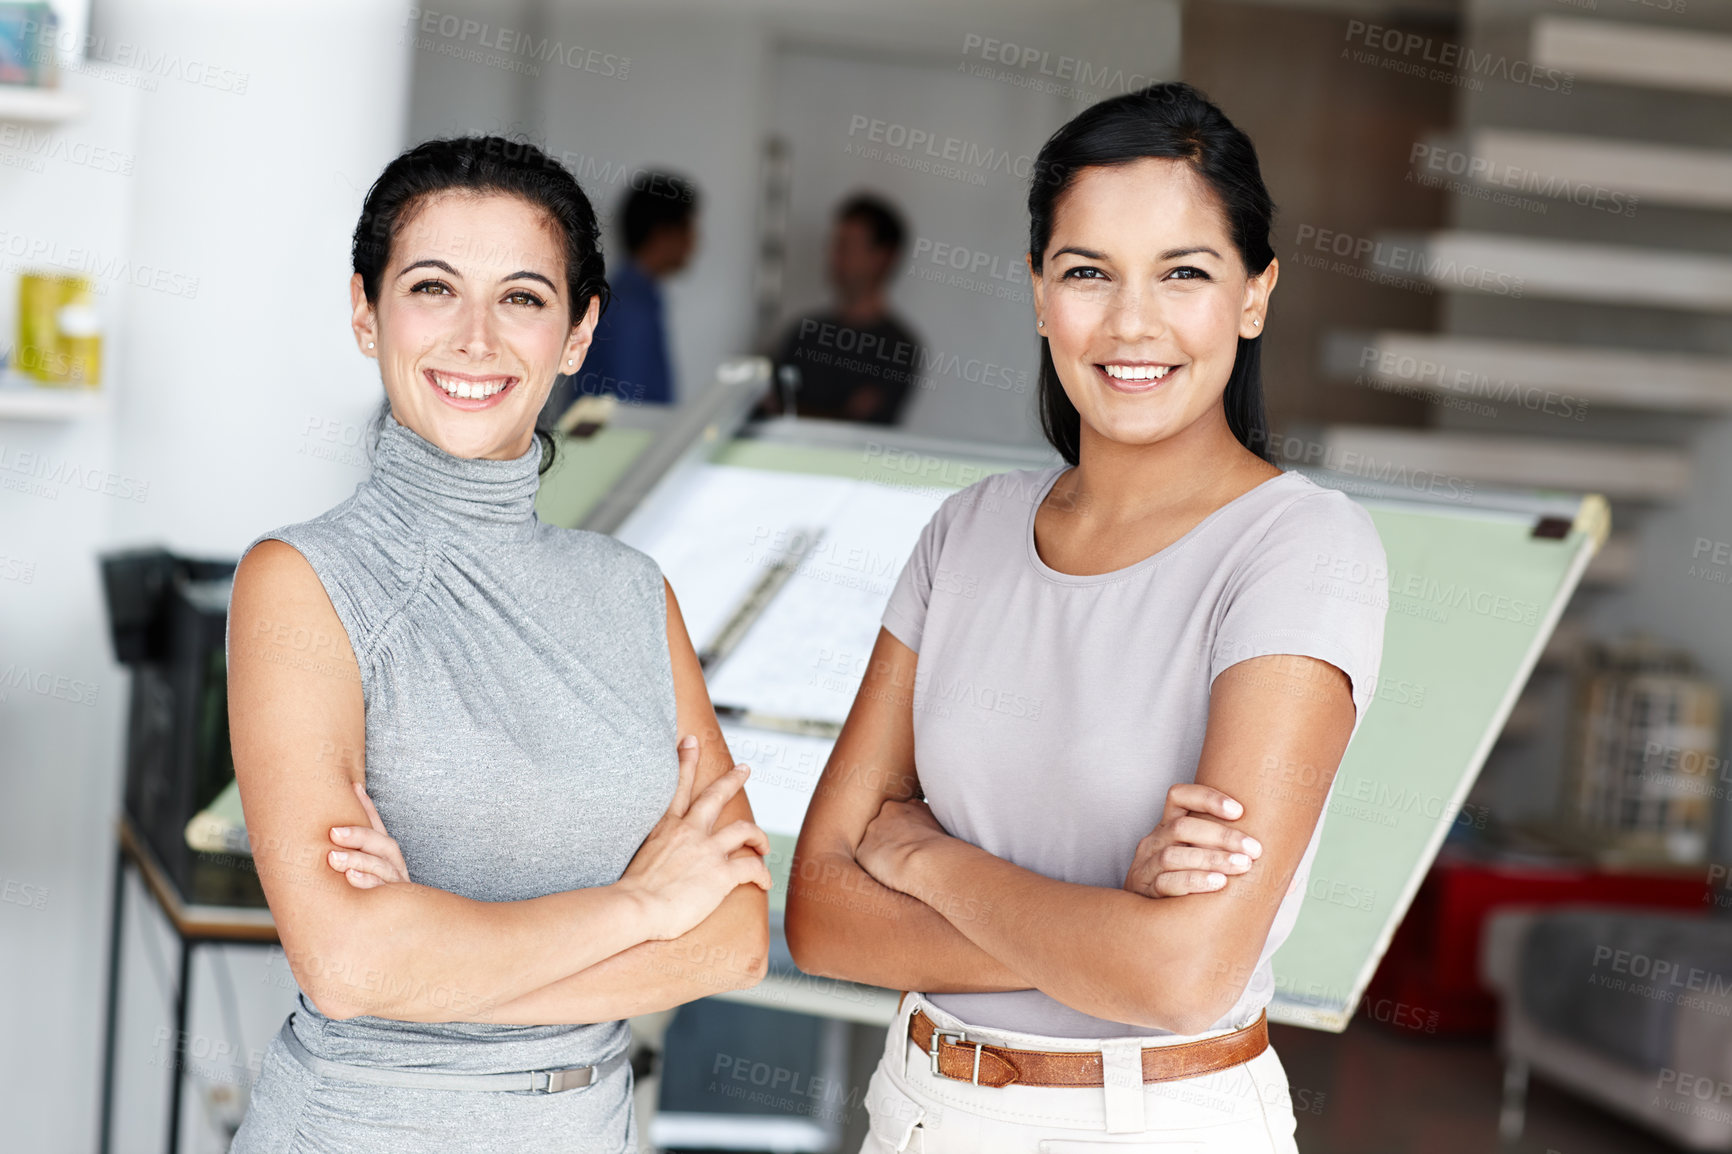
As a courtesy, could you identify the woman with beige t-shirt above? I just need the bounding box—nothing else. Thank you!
[788,82,1387,1153]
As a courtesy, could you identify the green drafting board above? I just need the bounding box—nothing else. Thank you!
[1265,479,1605,1030]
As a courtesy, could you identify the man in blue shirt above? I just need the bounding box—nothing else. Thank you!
[560,173,698,411]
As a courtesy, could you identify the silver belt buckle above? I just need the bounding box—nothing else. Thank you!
[529,1064,596,1093]
[929,1029,986,1085]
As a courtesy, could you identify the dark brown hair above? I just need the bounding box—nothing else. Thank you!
[353,136,609,473]
[1027,83,1276,466]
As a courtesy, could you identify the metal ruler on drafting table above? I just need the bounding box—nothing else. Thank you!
[697,524,844,740]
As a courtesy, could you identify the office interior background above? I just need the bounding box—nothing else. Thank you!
[4,0,1732,1149]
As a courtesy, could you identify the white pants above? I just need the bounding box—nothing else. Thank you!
[859,995,1301,1153]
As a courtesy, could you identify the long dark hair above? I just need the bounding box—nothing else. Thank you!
[352,135,609,474]
[1027,82,1275,466]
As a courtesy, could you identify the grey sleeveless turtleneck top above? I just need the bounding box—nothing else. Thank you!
[228,408,677,1153]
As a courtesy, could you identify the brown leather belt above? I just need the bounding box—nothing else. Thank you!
[907,1008,1267,1089]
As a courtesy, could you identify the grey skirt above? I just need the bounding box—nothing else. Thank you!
[230,1014,637,1153]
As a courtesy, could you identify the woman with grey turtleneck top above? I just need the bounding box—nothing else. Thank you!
[226,137,771,1153]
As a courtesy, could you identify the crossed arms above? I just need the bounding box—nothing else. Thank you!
[228,540,770,1025]
[232,534,1354,1031]
[784,627,1357,1036]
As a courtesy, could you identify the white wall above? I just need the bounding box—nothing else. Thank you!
[0,1,412,1150]
[0,61,139,1154]
[103,0,415,555]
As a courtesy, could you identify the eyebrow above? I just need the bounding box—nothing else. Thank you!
[397,258,558,291]
[1052,245,1223,261]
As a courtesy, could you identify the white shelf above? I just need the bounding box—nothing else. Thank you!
[0,377,108,420]
[1312,424,1690,501]
[1373,231,1732,312]
[0,85,83,123]
[1532,15,1732,98]
[1462,129,1732,213]
[1325,331,1732,412]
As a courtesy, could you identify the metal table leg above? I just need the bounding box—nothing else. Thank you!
[98,844,127,1154]
[166,939,193,1154]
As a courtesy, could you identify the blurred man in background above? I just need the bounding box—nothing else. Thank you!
[767,192,921,425]
[556,171,699,413]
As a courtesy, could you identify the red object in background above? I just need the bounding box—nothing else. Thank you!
[1361,848,1711,1037]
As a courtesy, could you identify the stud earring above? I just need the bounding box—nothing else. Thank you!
[1253,319,1261,327]
[367,341,375,348]
[567,358,575,366]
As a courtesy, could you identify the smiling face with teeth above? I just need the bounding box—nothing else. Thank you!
[1030,157,1275,459]
[350,191,599,462]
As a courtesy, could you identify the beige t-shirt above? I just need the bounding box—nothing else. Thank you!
[879,464,1388,1038]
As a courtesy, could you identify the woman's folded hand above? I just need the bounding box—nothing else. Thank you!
[856,796,947,892]
[1122,783,1262,898]
[327,780,411,889]
[617,733,774,941]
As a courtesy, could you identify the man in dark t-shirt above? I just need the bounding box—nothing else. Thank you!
[768,194,922,425]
